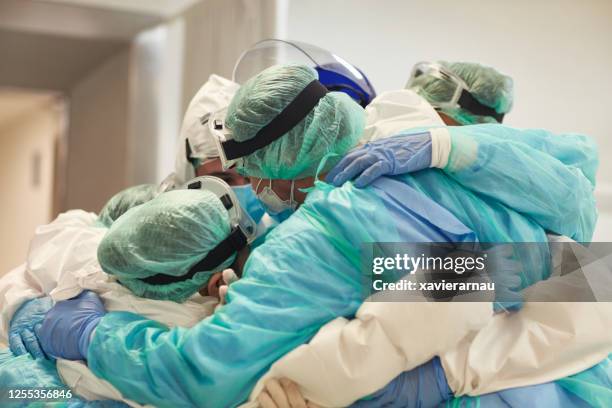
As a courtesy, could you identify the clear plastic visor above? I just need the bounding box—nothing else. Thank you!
[181,175,257,243]
[232,39,367,88]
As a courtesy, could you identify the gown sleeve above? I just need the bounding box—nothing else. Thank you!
[443,124,598,241]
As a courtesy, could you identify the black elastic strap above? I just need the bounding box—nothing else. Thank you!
[326,83,368,108]
[139,227,247,285]
[185,138,192,161]
[458,90,504,123]
[222,80,328,160]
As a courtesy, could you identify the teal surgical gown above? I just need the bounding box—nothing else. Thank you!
[87,126,598,407]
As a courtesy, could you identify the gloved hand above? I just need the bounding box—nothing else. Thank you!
[9,297,54,359]
[485,245,524,313]
[350,357,452,408]
[258,378,321,408]
[215,269,240,311]
[219,268,239,305]
[39,291,106,361]
[327,132,432,188]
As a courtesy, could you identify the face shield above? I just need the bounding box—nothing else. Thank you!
[232,39,376,107]
[406,61,504,123]
[181,176,257,245]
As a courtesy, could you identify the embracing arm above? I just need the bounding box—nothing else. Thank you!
[443,124,598,241]
[328,124,598,241]
[71,226,364,408]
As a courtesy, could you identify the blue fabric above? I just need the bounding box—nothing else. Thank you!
[39,292,105,361]
[232,185,265,223]
[358,355,612,408]
[0,348,127,408]
[327,131,432,187]
[9,297,53,359]
[87,159,559,407]
[444,124,597,242]
[350,357,452,408]
[441,382,592,408]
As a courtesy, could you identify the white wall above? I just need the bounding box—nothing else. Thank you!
[66,48,131,212]
[127,20,185,185]
[180,0,279,111]
[287,0,612,238]
[127,0,280,187]
[0,95,61,273]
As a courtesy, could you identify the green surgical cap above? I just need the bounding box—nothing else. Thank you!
[410,61,514,125]
[97,189,235,302]
[96,184,159,228]
[226,64,365,179]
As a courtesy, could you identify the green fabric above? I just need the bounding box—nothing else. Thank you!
[557,354,612,407]
[96,184,159,228]
[410,61,513,125]
[97,189,235,302]
[226,64,365,179]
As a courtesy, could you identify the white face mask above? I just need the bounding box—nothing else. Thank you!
[255,178,297,215]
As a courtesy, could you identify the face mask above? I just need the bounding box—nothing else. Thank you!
[232,184,266,223]
[255,178,297,217]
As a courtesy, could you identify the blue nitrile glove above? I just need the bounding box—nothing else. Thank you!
[350,357,453,408]
[485,244,524,313]
[39,291,106,361]
[327,132,432,188]
[9,296,54,359]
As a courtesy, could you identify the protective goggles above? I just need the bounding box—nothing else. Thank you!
[209,107,237,170]
[140,176,256,285]
[183,176,257,244]
[210,79,329,168]
[406,62,504,123]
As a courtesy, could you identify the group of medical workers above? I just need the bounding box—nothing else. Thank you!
[0,39,610,408]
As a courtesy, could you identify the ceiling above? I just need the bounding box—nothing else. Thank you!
[0,28,127,91]
[0,0,202,95]
[0,0,199,40]
[41,0,202,19]
[0,88,58,130]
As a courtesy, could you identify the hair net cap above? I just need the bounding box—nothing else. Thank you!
[411,61,514,125]
[175,74,240,184]
[226,64,365,179]
[97,189,235,302]
[96,184,159,228]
